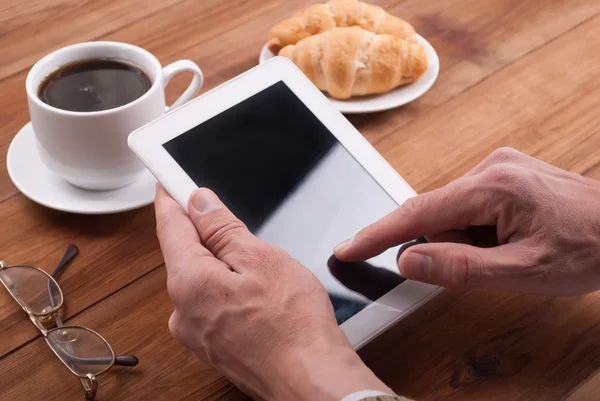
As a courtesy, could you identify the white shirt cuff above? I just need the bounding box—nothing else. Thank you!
[341,390,394,401]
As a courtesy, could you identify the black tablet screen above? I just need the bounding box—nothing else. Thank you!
[163,81,405,325]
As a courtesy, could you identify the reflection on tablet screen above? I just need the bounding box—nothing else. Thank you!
[163,81,404,325]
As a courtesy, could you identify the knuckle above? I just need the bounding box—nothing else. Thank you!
[483,164,522,186]
[468,148,524,177]
[482,165,538,213]
[441,253,461,287]
[353,225,377,250]
[462,252,484,287]
[401,194,427,216]
[487,147,521,165]
[482,165,536,200]
[168,311,185,343]
[203,218,248,252]
[441,251,484,288]
[168,311,200,353]
[168,312,180,335]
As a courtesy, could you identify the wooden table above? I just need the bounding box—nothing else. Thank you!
[2,0,600,400]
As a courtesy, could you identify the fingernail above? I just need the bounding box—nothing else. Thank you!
[334,236,354,253]
[191,188,222,213]
[400,252,432,281]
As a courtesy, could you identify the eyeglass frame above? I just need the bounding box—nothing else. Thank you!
[0,244,138,399]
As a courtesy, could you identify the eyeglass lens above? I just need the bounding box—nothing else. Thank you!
[0,266,62,315]
[47,327,115,376]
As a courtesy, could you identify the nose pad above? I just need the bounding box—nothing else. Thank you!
[396,236,428,261]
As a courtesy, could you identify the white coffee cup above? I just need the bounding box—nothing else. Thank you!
[26,41,203,190]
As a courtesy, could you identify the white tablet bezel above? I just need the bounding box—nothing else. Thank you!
[128,56,441,349]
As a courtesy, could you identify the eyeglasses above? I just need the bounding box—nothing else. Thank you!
[0,244,138,399]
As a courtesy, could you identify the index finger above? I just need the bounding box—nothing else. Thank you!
[334,176,495,262]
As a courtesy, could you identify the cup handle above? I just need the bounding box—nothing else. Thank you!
[162,60,204,112]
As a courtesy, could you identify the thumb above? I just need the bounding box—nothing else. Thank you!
[188,188,259,266]
[399,242,531,291]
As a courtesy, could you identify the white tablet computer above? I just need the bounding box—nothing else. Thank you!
[128,57,441,349]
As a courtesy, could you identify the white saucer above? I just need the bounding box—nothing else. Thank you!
[7,123,156,214]
[259,34,439,114]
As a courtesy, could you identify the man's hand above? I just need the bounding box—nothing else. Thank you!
[155,186,392,401]
[335,147,600,296]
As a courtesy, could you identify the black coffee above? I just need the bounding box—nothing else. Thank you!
[38,59,151,112]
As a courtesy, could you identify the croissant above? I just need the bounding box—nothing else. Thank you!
[267,0,416,53]
[279,27,428,99]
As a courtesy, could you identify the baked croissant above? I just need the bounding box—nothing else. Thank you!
[267,0,416,53]
[279,27,428,99]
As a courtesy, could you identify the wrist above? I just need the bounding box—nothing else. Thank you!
[265,332,392,401]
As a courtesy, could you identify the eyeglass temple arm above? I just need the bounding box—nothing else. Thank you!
[114,355,139,366]
[71,354,139,366]
[0,243,78,274]
[55,341,139,366]
[52,244,79,280]
[48,244,79,310]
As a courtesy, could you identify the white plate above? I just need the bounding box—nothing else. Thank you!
[7,122,156,214]
[259,34,439,114]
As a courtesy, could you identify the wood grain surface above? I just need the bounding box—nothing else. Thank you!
[1,0,600,400]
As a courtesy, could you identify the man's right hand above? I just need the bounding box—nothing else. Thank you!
[335,148,600,296]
